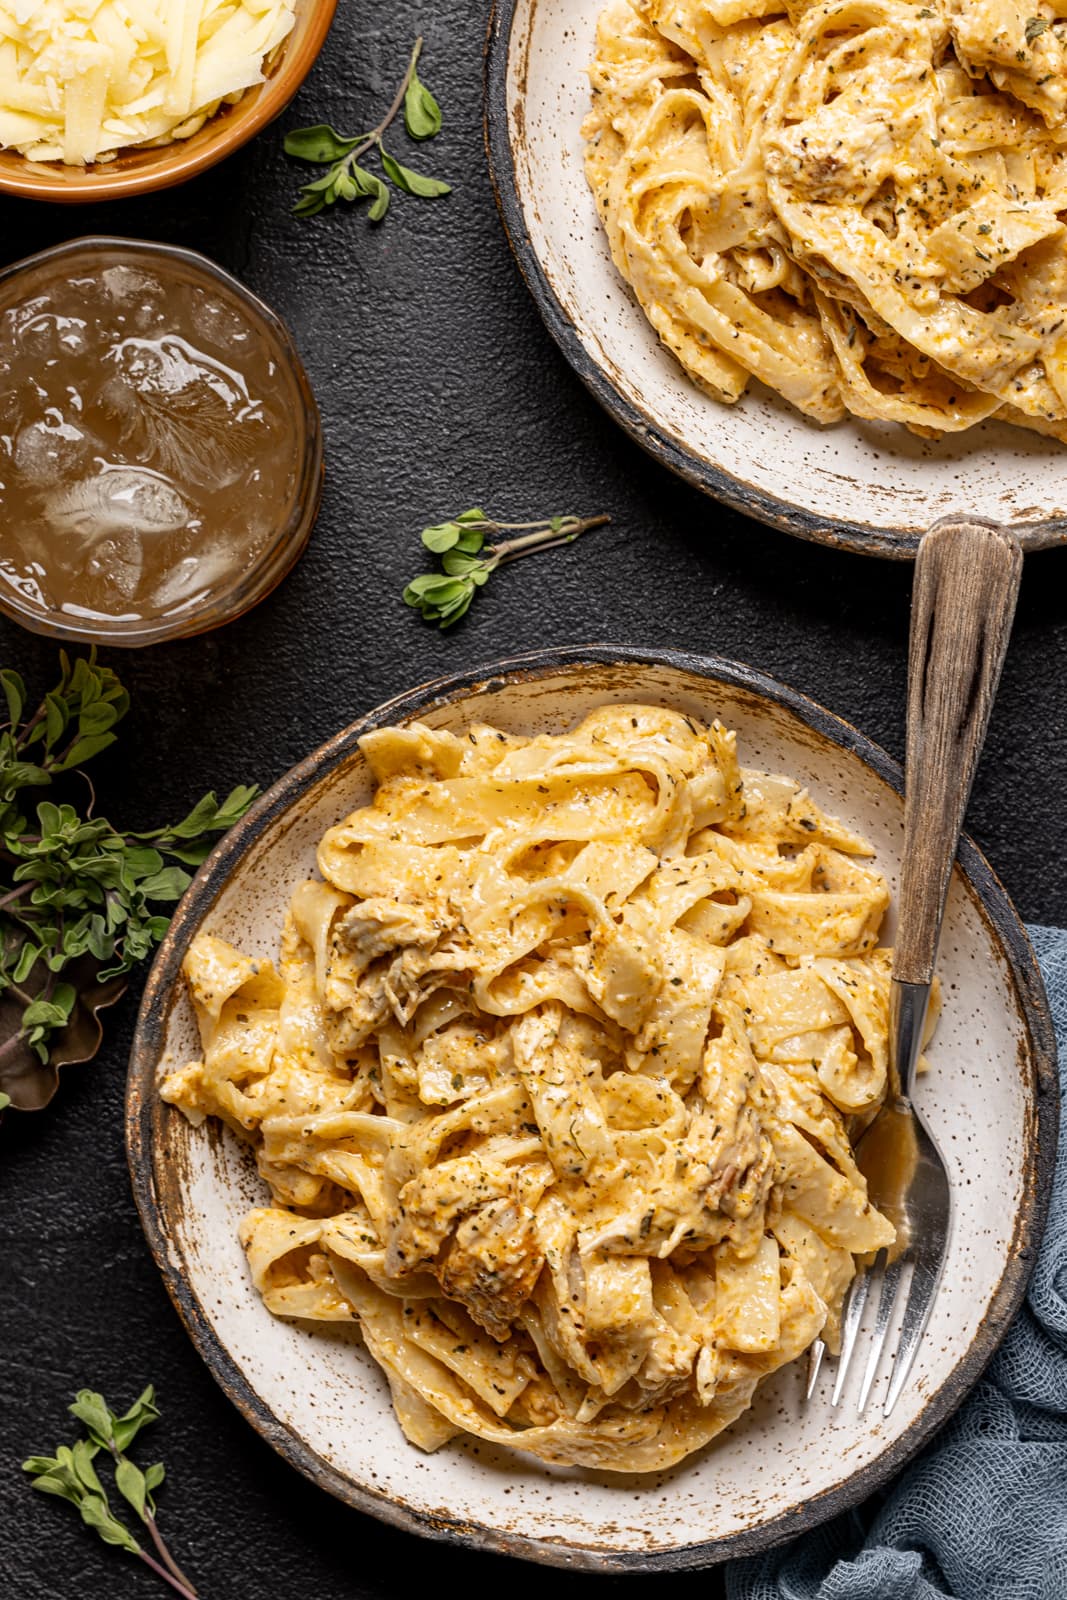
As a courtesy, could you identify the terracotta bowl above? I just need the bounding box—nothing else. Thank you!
[0,0,337,203]
[127,647,1056,1570]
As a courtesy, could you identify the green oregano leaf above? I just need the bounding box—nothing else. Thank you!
[12,942,41,983]
[438,590,475,627]
[43,693,68,751]
[299,171,342,195]
[293,190,328,218]
[404,67,442,139]
[28,1472,79,1502]
[69,1390,113,1446]
[367,175,390,222]
[56,731,117,770]
[114,1457,148,1522]
[111,1386,159,1453]
[380,147,451,198]
[441,551,485,576]
[78,700,118,738]
[421,522,462,553]
[22,987,76,1031]
[71,1439,105,1498]
[79,1494,141,1554]
[1,669,25,727]
[137,868,192,903]
[284,124,361,162]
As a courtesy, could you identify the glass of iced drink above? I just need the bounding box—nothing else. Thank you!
[0,236,323,645]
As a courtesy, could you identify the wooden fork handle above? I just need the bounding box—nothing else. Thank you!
[894,518,1023,988]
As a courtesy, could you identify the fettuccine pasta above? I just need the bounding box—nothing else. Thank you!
[163,705,909,1471]
[583,0,1067,438]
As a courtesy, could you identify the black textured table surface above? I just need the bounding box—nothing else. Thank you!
[2,5,1065,1597]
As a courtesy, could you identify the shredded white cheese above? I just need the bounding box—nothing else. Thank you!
[0,0,297,165]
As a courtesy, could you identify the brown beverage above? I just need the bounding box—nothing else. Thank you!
[0,243,313,634]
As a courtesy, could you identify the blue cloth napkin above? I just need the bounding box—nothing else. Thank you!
[727,925,1067,1600]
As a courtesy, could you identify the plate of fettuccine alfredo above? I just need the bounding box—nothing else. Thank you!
[127,648,1054,1568]
[484,0,1067,555]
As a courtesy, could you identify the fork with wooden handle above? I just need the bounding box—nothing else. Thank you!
[807,517,1023,1415]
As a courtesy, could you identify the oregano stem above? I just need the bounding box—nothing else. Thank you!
[492,514,611,561]
[372,35,423,143]
[0,1026,28,1067]
[3,977,36,1007]
[15,703,46,748]
[79,766,97,819]
[342,36,424,175]
[136,1548,198,1600]
[488,519,580,531]
[105,1437,199,1597]
[143,1512,198,1598]
[492,533,583,565]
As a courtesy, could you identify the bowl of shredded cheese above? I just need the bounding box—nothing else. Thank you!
[0,0,336,201]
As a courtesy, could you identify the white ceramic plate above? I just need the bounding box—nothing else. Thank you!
[483,2,1067,557]
[127,649,1056,1569]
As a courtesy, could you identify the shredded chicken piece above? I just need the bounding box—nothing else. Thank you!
[165,707,912,1471]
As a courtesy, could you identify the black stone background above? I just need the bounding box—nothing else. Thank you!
[1,3,1065,1596]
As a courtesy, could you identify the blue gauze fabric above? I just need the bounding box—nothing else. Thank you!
[725,925,1067,1600]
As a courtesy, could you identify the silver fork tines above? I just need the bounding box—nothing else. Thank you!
[830,1269,872,1406]
[817,1220,949,1418]
[811,1125,952,1419]
[805,1337,826,1400]
[882,1246,944,1416]
[857,1253,906,1413]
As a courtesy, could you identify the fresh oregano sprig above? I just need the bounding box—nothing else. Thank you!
[24,1387,198,1599]
[285,36,449,221]
[403,509,611,628]
[0,650,258,1073]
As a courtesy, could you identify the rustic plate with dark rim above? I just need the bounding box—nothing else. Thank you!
[126,647,1056,1570]
[483,0,1067,559]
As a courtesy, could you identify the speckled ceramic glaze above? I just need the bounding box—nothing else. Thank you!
[484,1,1067,558]
[127,649,1056,1569]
